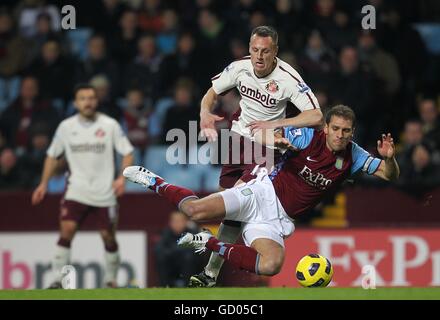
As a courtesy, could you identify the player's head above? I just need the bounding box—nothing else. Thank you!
[73,83,98,119]
[249,26,278,77]
[324,105,356,152]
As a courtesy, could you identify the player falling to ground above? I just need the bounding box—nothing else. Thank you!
[32,84,134,289]
[124,105,399,279]
[197,25,323,286]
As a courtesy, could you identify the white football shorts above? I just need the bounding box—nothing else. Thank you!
[219,172,295,248]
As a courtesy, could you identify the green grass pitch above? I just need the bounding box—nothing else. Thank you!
[0,287,439,300]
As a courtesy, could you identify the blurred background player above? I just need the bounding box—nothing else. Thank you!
[154,211,203,287]
[195,25,323,287]
[123,105,399,278]
[31,84,134,289]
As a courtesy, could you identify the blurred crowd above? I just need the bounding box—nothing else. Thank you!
[0,0,440,194]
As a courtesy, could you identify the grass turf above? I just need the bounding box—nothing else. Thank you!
[0,287,439,300]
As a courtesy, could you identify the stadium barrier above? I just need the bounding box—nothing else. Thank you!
[1,187,439,288]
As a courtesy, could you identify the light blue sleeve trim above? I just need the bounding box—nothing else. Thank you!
[351,142,381,175]
[283,127,314,150]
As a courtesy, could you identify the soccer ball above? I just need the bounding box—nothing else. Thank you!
[295,254,333,287]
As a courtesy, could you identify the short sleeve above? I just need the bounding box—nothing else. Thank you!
[279,65,320,111]
[351,142,382,175]
[46,125,65,158]
[211,61,239,95]
[283,127,314,150]
[289,81,320,111]
[113,122,134,156]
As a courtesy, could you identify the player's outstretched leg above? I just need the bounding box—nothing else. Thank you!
[178,230,261,276]
[189,220,242,287]
[123,166,199,209]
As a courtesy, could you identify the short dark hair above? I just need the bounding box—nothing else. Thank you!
[73,83,96,98]
[325,105,356,127]
[250,26,278,46]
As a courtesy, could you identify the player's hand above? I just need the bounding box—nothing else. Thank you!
[247,120,278,136]
[274,137,296,151]
[200,111,224,142]
[32,183,47,205]
[377,133,395,159]
[113,176,125,197]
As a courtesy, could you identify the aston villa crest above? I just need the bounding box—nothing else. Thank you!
[335,157,344,170]
[266,80,279,93]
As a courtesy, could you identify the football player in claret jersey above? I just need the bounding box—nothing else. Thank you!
[123,105,399,280]
[32,84,134,289]
[196,25,323,286]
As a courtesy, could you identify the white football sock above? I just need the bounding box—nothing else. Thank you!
[204,222,242,279]
[104,251,120,285]
[52,245,71,283]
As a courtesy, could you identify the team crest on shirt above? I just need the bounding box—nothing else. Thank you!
[265,80,279,93]
[95,128,106,137]
[335,157,344,170]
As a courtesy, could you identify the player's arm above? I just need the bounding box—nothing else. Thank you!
[113,152,134,197]
[200,87,224,142]
[272,109,324,129]
[248,109,323,134]
[254,128,297,151]
[373,133,400,181]
[31,156,59,205]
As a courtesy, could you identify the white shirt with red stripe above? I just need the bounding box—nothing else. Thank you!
[211,56,320,141]
[47,113,134,207]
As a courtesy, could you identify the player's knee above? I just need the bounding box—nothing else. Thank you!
[184,202,205,221]
[100,231,116,244]
[60,227,76,240]
[259,258,283,276]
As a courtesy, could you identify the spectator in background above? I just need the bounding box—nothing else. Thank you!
[196,8,231,89]
[27,40,74,101]
[330,46,375,146]
[0,76,58,155]
[156,9,179,55]
[157,32,202,97]
[76,35,120,98]
[418,98,440,154]
[121,88,150,156]
[357,30,401,98]
[396,119,424,177]
[138,0,164,33]
[274,0,304,51]
[123,33,162,100]
[92,0,127,36]
[229,38,247,60]
[28,12,62,60]
[110,9,140,67]
[90,75,121,121]
[400,119,424,150]
[0,148,26,190]
[0,9,30,78]
[162,78,199,142]
[16,0,61,38]
[298,29,335,89]
[154,211,203,287]
[19,125,50,188]
[397,143,440,196]
[379,8,428,91]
